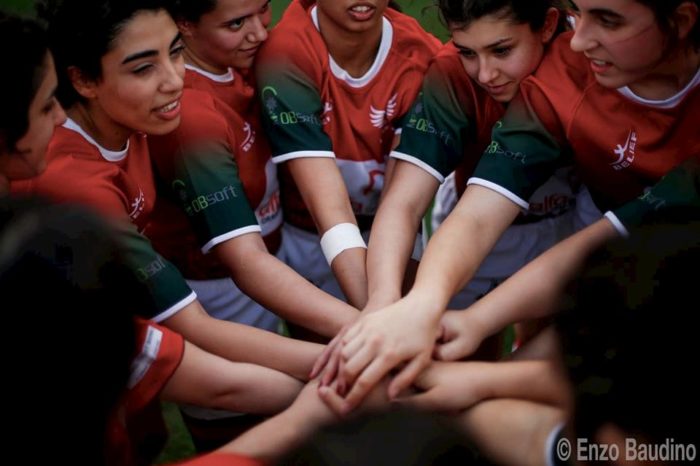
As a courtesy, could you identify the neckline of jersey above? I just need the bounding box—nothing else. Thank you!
[617,63,700,109]
[185,64,235,83]
[62,118,129,162]
[310,6,393,88]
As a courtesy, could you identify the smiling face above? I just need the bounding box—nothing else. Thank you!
[451,9,556,102]
[569,0,669,90]
[2,52,66,181]
[79,9,185,146]
[180,0,272,73]
[316,0,389,35]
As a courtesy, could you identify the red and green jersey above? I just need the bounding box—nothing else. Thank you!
[256,0,440,230]
[148,83,282,280]
[394,42,576,219]
[392,42,503,191]
[184,64,258,117]
[472,31,700,232]
[11,120,195,321]
[108,318,185,466]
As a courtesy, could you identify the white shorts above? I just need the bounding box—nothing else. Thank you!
[572,185,603,231]
[430,172,576,309]
[180,249,283,420]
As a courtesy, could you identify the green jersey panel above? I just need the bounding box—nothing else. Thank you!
[168,142,259,253]
[393,63,469,181]
[472,89,572,207]
[117,221,194,321]
[258,62,333,160]
[613,158,700,229]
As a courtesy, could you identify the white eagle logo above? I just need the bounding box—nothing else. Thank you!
[240,121,255,152]
[369,93,398,129]
[129,188,145,221]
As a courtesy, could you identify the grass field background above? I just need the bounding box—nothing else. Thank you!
[1,0,446,462]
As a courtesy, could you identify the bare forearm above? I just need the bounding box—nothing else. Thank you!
[456,399,566,466]
[164,304,323,380]
[221,408,323,463]
[465,218,619,338]
[331,247,369,309]
[288,157,369,308]
[412,186,519,316]
[477,360,570,407]
[230,247,359,337]
[367,163,437,310]
[162,342,303,414]
[366,206,423,309]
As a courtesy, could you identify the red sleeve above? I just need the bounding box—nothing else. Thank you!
[123,318,185,415]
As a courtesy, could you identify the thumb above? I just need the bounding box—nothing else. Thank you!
[388,355,429,399]
[434,339,468,361]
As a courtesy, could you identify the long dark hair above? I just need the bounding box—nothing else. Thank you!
[0,12,50,154]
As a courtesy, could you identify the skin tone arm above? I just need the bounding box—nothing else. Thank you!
[435,218,618,361]
[365,161,439,311]
[456,399,567,466]
[162,301,323,381]
[218,379,390,464]
[396,359,571,413]
[325,185,520,410]
[286,157,369,309]
[214,233,359,338]
[161,341,304,414]
[310,161,438,383]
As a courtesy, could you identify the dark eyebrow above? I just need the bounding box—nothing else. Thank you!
[121,32,182,64]
[484,38,512,49]
[589,8,624,20]
[454,37,511,53]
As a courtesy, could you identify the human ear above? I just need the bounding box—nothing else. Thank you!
[540,7,561,44]
[67,66,98,100]
[671,1,698,42]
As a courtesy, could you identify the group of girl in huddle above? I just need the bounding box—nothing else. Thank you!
[1,0,697,464]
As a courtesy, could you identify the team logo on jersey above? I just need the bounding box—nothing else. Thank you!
[322,101,333,125]
[262,86,279,123]
[611,130,637,171]
[240,122,255,152]
[370,93,398,129]
[129,188,145,221]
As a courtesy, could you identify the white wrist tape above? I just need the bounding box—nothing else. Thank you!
[320,222,367,265]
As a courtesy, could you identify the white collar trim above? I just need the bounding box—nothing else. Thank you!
[617,64,700,109]
[62,118,129,162]
[185,64,235,83]
[311,6,393,88]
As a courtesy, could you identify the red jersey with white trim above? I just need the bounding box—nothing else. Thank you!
[183,66,282,239]
[107,318,185,466]
[11,121,194,320]
[148,82,282,280]
[472,32,700,229]
[256,0,440,230]
[392,42,504,190]
[394,42,576,219]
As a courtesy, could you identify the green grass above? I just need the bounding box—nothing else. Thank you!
[1,0,35,14]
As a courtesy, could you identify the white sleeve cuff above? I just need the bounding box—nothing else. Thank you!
[604,211,630,238]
